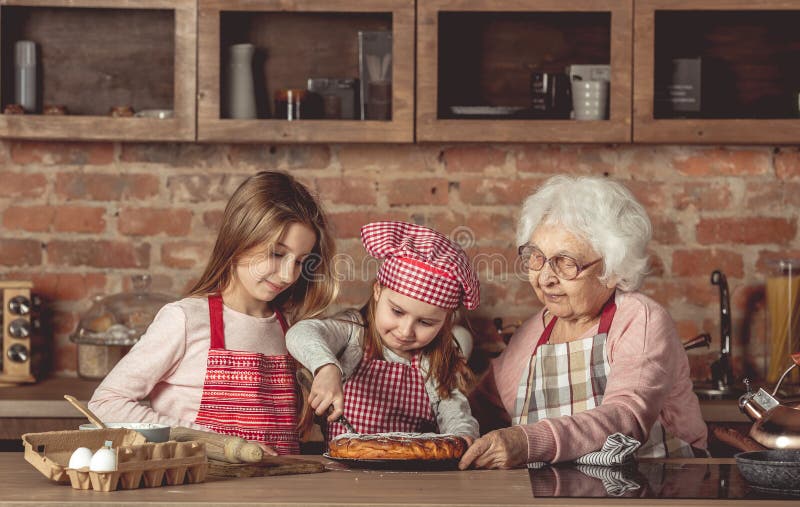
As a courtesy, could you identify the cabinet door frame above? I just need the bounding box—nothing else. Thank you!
[417,0,633,143]
[634,0,800,144]
[197,0,414,143]
[0,0,197,142]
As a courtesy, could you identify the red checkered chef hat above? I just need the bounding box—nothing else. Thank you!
[360,221,480,310]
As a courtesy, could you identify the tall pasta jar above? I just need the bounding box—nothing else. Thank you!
[765,259,800,387]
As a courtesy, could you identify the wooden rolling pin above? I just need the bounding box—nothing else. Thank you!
[170,427,263,464]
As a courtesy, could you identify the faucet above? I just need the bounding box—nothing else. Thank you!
[493,317,519,344]
[710,270,735,391]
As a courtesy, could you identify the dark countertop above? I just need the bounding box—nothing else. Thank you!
[0,376,99,417]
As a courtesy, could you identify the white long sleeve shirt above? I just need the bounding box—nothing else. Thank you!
[88,296,288,428]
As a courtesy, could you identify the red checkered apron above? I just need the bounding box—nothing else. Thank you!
[327,345,436,440]
[514,297,692,458]
[194,295,300,455]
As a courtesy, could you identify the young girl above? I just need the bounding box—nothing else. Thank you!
[89,171,338,455]
[286,221,480,443]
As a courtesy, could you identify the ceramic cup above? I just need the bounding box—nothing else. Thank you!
[571,80,609,120]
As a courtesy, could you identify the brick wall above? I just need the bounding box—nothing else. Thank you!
[2,140,799,382]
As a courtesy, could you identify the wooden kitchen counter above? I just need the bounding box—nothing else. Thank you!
[1,454,797,506]
[0,376,100,440]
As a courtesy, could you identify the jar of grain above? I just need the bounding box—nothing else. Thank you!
[69,275,174,379]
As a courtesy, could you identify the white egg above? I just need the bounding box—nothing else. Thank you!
[68,447,93,469]
[89,447,117,472]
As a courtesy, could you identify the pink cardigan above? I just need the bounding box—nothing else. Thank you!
[480,291,707,463]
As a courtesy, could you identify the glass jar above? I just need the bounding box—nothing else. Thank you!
[765,259,800,386]
[69,275,173,379]
[273,88,322,120]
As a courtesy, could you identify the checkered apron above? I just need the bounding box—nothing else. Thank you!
[194,295,300,455]
[327,345,436,440]
[512,298,693,458]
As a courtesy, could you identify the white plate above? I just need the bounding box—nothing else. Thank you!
[450,106,526,116]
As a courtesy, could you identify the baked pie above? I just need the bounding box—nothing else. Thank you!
[328,432,467,460]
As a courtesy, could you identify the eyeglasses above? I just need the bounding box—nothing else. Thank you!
[517,244,602,280]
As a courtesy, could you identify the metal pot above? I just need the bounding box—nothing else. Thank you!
[735,449,800,492]
[738,354,800,449]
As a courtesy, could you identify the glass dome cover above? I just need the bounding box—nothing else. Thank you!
[69,275,174,346]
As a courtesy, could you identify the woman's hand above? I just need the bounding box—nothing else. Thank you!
[458,427,529,470]
[459,434,475,446]
[309,364,345,422]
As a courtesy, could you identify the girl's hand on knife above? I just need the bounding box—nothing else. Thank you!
[309,364,345,422]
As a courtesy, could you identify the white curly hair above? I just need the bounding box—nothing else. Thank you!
[516,175,652,292]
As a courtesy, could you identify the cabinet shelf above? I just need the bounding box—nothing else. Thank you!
[634,0,800,143]
[197,0,414,143]
[0,0,196,142]
[417,0,632,143]
[1,1,797,144]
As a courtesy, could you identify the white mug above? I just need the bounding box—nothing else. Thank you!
[571,80,609,120]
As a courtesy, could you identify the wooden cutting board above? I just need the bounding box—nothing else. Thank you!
[208,456,326,478]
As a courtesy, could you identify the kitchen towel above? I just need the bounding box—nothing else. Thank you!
[528,432,641,468]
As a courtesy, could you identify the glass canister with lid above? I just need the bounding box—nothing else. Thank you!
[70,275,174,379]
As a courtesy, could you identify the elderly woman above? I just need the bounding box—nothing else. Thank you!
[460,175,707,470]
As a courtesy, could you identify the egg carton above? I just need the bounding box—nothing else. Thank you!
[22,429,208,492]
[66,441,208,491]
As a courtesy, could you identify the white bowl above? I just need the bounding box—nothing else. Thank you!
[79,422,170,442]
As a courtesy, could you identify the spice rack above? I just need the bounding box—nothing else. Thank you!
[0,281,40,386]
[0,0,196,141]
[66,441,207,491]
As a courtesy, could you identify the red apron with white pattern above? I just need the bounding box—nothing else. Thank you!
[194,295,300,455]
[327,345,436,440]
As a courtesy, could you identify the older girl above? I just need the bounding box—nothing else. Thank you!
[89,171,338,455]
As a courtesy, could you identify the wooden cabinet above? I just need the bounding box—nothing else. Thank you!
[0,0,196,141]
[634,0,800,143]
[197,0,414,143]
[416,0,632,143]
[2,1,800,144]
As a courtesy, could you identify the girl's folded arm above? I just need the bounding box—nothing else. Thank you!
[88,304,199,428]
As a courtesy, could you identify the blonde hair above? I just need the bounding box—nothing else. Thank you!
[355,289,474,399]
[188,171,337,322]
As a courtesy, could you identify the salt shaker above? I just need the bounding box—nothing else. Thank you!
[15,41,37,113]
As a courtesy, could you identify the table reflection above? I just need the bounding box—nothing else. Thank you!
[529,461,786,499]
